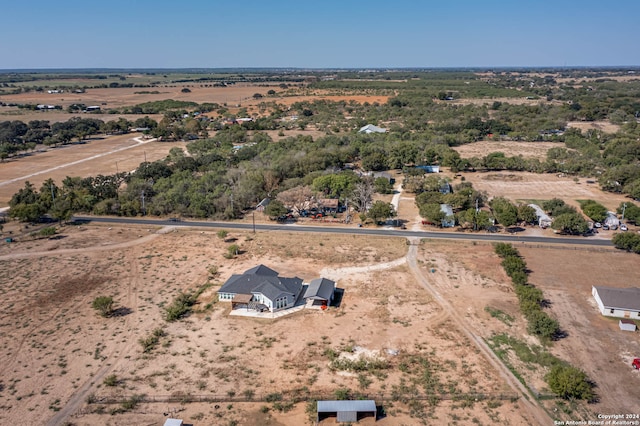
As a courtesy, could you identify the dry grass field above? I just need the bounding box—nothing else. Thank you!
[0,134,187,207]
[0,227,537,426]
[566,121,621,134]
[453,140,565,161]
[457,171,630,212]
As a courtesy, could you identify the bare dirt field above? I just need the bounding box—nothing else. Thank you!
[426,241,640,417]
[0,134,186,206]
[444,97,561,106]
[0,226,537,426]
[457,171,630,212]
[453,141,565,160]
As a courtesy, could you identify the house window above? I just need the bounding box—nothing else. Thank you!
[610,309,614,314]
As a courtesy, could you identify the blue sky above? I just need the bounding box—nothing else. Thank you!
[1,0,638,69]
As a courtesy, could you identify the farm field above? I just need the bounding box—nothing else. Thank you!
[0,227,537,426]
[457,171,631,212]
[0,134,187,207]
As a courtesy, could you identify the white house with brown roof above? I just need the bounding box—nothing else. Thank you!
[592,286,640,319]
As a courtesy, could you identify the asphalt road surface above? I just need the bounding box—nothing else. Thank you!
[73,216,614,247]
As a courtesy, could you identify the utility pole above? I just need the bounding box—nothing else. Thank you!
[115,161,119,174]
[141,190,146,216]
[622,203,627,221]
[252,211,256,234]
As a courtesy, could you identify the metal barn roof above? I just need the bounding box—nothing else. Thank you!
[317,400,376,413]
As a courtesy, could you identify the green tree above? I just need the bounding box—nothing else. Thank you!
[551,212,589,235]
[490,197,518,227]
[517,205,538,224]
[579,200,607,223]
[374,177,393,194]
[92,296,114,318]
[612,232,640,254]
[264,199,288,218]
[367,200,396,223]
[545,365,595,401]
[527,310,560,340]
[419,203,445,224]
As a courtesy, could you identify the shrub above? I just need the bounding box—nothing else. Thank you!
[501,256,527,278]
[527,310,560,340]
[494,243,519,258]
[92,296,114,318]
[165,292,197,322]
[545,365,594,401]
[103,374,119,387]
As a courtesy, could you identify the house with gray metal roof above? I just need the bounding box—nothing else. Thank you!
[592,286,640,320]
[304,278,335,308]
[317,400,377,423]
[439,204,455,228]
[218,265,303,312]
[528,204,552,228]
[358,124,388,134]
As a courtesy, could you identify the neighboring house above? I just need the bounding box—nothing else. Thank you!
[439,204,455,227]
[366,171,396,185]
[359,124,387,134]
[255,198,271,212]
[416,165,440,173]
[163,420,183,426]
[592,286,640,319]
[528,204,552,228]
[304,278,335,308]
[318,198,340,213]
[439,182,453,194]
[218,265,303,313]
[604,212,620,228]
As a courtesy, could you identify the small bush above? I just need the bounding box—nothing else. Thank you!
[92,296,114,318]
[103,374,119,387]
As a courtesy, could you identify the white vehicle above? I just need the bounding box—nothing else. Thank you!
[620,224,628,231]
[594,222,602,228]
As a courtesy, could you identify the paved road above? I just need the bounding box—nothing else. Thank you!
[73,215,613,247]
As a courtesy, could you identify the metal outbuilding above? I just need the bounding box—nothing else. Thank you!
[317,400,377,423]
[163,419,183,426]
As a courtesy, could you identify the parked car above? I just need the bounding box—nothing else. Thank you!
[632,358,640,369]
[594,222,602,228]
[620,224,628,231]
[611,224,618,230]
[602,224,610,230]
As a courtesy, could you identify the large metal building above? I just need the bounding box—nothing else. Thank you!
[317,400,377,423]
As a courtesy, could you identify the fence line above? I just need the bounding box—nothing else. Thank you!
[88,391,521,405]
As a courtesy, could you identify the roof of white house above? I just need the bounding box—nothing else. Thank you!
[219,265,302,301]
[359,124,388,134]
[593,286,640,311]
[304,278,335,301]
[163,419,183,426]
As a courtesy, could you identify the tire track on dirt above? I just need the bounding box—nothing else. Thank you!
[46,246,143,426]
[405,237,550,425]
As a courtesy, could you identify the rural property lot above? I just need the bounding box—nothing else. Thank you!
[457,171,631,212]
[453,140,566,160]
[0,227,537,425]
[0,134,186,206]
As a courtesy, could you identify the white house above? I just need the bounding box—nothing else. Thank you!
[604,212,620,228]
[218,265,303,312]
[592,286,640,319]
